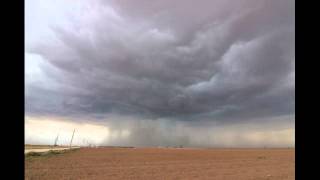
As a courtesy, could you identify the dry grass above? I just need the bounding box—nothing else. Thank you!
[25,148,79,161]
[25,144,69,149]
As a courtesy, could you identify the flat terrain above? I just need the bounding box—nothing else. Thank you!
[25,147,80,154]
[25,145,69,149]
[25,145,80,154]
[25,148,294,180]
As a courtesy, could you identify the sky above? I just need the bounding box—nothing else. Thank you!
[25,0,295,147]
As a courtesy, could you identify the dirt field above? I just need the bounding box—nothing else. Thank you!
[25,147,294,180]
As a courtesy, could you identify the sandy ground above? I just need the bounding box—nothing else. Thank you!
[25,147,294,180]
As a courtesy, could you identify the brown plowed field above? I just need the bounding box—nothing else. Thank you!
[25,148,294,180]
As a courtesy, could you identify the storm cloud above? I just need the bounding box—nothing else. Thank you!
[25,0,295,147]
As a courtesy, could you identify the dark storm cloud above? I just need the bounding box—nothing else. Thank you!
[26,0,295,124]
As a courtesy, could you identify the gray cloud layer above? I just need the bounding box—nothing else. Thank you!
[26,0,295,128]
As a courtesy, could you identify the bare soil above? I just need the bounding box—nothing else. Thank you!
[25,147,294,180]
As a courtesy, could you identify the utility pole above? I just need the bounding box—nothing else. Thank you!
[69,129,76,149]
